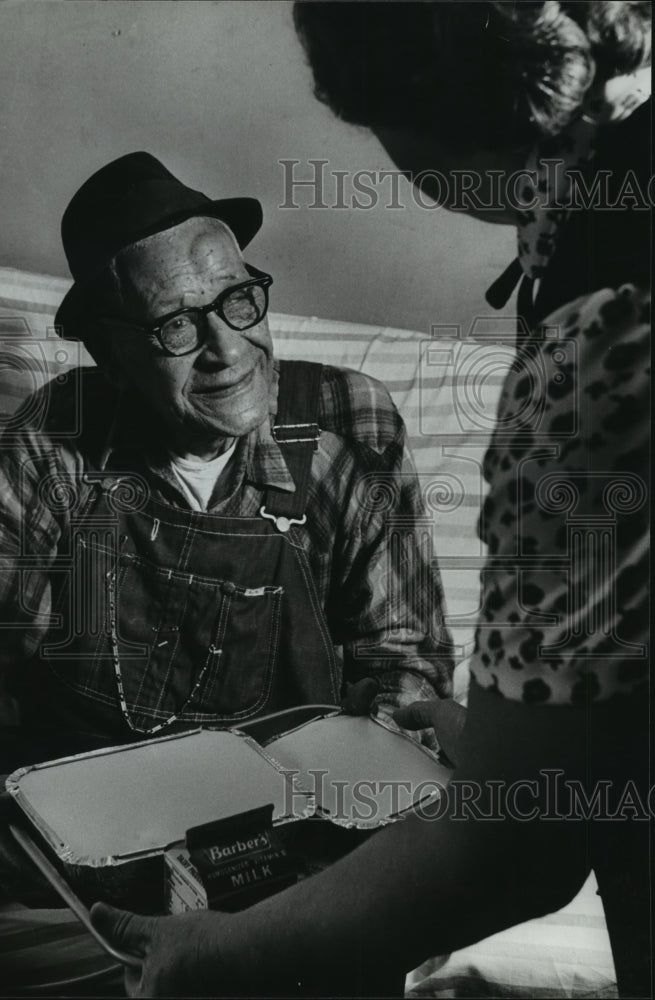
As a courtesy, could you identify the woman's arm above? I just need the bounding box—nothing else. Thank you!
[93,681,606,997]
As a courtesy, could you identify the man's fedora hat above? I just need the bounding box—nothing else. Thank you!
[55,151,263,340]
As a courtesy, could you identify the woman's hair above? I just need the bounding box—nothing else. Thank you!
[293,1,651,152]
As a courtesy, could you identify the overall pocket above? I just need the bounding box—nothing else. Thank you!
[115,553,284,724]
[44,544,283,725]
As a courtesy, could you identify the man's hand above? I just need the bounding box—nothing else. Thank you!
[91,902,229,997]
[393,699,467,767]
[340,677,380,715]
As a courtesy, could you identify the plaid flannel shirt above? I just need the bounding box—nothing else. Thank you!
[0,361,454,729]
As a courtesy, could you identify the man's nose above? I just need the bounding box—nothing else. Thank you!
[200,311,248,366]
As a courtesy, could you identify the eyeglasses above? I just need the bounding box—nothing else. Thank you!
[105,264,273,357]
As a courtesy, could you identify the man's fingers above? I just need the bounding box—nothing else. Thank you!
[90,901,154,958]
[393,701,438,731]
[341,677,380,715]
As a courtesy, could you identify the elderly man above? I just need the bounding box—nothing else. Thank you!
[0,152,453,770]
[0,152,454,991]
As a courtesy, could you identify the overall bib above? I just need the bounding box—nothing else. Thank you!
[22,362,340,754]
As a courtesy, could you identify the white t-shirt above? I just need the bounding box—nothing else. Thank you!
[168,443,236,512]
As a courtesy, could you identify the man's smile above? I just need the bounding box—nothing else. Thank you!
[190,366,256,396]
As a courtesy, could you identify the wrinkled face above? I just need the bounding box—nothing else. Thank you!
[102,217,274,457]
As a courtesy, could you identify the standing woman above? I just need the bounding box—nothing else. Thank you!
[94,4,652,996]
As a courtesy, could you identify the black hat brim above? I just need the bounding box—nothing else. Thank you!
[54,196,263,341]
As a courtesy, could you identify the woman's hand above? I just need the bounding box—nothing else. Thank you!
[394,698,467,766]
[91,902,231,997]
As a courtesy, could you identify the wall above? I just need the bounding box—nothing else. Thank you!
[0,0,517,335]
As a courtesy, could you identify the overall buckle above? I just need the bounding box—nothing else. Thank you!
[272,423,321,450]
[259,507,307,534]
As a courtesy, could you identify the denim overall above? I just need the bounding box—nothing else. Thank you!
[22,362,340,754]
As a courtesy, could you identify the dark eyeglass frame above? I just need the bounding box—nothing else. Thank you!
[103,263,273,357]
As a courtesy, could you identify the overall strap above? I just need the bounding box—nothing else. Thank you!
[261,360,322,532]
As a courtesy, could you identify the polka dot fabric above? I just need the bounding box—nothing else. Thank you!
[471,283,650,703]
